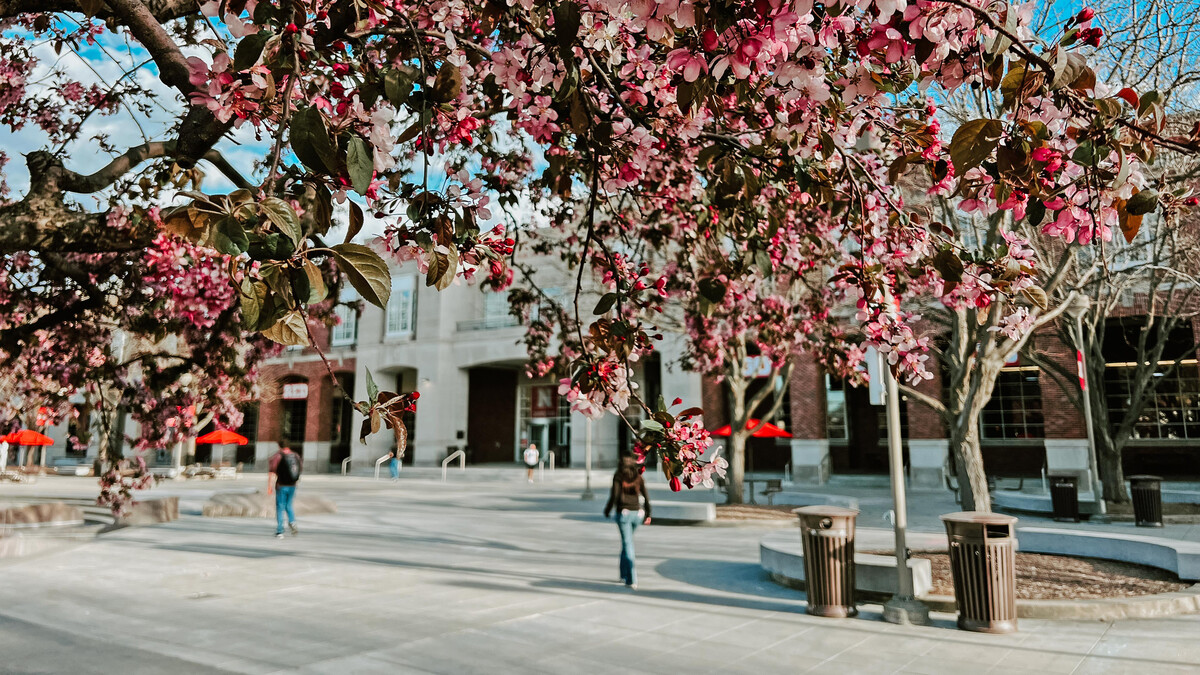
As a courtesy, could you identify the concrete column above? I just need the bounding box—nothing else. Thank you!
[789,353,830,485]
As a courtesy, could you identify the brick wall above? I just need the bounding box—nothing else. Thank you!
[256,358,355,447]
[906,360,946,439]
[1032,328,1087,439]
[700,376,727,429]
[789,353,826,440]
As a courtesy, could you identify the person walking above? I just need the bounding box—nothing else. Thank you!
[603,457,651,589]
[388,449,401,481]
[523,442,540,483]
[267,441,303,538]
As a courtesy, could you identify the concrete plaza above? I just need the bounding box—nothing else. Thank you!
[2,472,1199,674]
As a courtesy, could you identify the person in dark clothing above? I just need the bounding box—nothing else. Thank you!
[603,456,651,589]
[267,442,303,538]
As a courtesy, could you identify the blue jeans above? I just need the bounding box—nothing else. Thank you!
[616,510,641,585]
[389,458,400,479]
[275,485,296,534]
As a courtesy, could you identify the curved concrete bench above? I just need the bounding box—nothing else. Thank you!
[1018,527,1200,581]
[759,531,932,597]
[651,502,715,524]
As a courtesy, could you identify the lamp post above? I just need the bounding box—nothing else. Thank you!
[581,418,594,500]
[1064,294,1106,516]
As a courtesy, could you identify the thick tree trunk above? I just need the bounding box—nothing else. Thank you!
[950,419,991,512]
[1098,434,1129,503]
[727,431,747,504]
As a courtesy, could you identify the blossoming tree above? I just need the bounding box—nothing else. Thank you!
[2,0,1196,506]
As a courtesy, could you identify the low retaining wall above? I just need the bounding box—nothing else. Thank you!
[202,492,337,518]
[1018,527,1200,581]
[121,497,180,526]
[652,502,715,524]
[759,531,933,597]
[0,503,84,529]
[768,492,860,510]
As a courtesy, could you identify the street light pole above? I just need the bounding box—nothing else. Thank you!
[880,292,929,626]
[1068,296,1106,516]
[581,418,594,500]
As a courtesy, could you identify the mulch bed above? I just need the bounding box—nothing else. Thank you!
[907,551,1188,600]
[715,504,798,520]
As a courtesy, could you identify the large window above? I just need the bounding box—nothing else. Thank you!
[331,289,358,346]
[1106,362,1200,440]
[981,367,1045,439]
[826,375,847,439]
[385,275,416,337]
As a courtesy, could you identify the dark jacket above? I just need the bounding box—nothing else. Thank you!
[603,473,650,519]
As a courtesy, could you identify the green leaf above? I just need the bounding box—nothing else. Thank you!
[949,119,1003,174]
[1125,189,1159,215]
[332,243,392,309]
[396,109,433,145]
[593,292,618,315]
[436,245,458,291]
[259,197,303,246]
[430,62,463,103]
[301,260,327,303]
[239,278,267,328]
[1138,90,1162,117]
[553,1,581,62]
[365,368,380,403]
[289,106,338,174]
[233,32,271,71]
[346,136,374,196]
[698,278,726,304]
[262,311,310,346]
[383,67,414,107]
[640,419,665,433]
[211,217,249,256]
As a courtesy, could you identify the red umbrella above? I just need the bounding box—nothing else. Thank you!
[195,430,249,445]
[711,419,793,438]
[2,429,54,445]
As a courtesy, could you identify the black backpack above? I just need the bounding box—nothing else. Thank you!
[276,452,301,484]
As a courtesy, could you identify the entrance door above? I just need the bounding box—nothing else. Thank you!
[530,422,550,461]
[840,385,889,473]
[468,367,518,463]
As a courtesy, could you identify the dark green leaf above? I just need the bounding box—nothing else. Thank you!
[211,217,249,256]
[239,279,267,328]
[233,31,271,71]
[289,106,338,174]
[553,1,581,62]
[301,260,327,303]
[949,119,1003,174]
[346,136,374,196]
[332,243,392,309]
[1125,189,1159,215]
[640,419,665,433]
[260,197,303,246]
[430,63,462,103]
[383,68,414,107]
[698,278,726,304]
[593,292,618,315]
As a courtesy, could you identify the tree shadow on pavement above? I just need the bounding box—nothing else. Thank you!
[654,558,807,601]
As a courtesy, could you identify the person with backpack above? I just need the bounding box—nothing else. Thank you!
[267,441,303,538]
[603,456,651,589]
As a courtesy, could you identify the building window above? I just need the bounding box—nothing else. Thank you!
[825,375,847,439]
[1105,361,1200,440]
[981,367,1044,439]
[385,275,416,337]
[331,289,358,346]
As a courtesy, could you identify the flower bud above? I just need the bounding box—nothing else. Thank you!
[701,28,719,52]
[669,476,682,492]
[1075,7,1094,23]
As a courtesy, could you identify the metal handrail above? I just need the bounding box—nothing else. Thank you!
[374,454,392,480]
[442,450,465,481]
[341,457,352,475]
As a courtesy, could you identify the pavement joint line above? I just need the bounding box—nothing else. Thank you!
[1070,621,1116,675]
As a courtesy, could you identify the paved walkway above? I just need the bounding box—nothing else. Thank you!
[1,474,1198,674]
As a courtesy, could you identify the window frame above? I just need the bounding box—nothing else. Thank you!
[385,274,417,338]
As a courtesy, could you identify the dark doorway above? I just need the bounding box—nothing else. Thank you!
[329,373,354,468]
[468,367,518,463]
[832,381,907,474]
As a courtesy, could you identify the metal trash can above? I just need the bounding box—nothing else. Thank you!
[793,506,858,618]
[941,512,1019,634]
[1129,475,1164,527]
[1049,474,1080,523]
